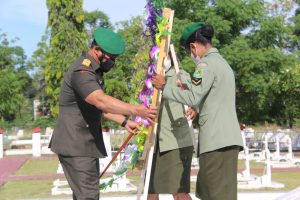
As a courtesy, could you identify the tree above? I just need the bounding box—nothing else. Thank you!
[84,10,113,46]
[271,62,300,127]
[99,16,153,127]
[84,10,112,31]
[0,70,24,121]
[273,0,300,127]
[165,0,300,127]
[292,0,300,52]
[29,32,51,117]
[104,17,151,101]
[46,0,87,117]
[0,31,30,121]
[0,32,26,71]
[32,8,112,118]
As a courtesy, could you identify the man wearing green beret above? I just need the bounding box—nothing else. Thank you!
[152,23,243,200]
[49,27,157,200]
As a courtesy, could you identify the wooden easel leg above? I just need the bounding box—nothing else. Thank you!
[137,123,158,200]
[136,8,174,200]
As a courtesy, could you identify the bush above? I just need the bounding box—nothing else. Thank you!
[102,118,121,129]
[32,116,56,129]
[13,113,33,128]
[0,120,10,130]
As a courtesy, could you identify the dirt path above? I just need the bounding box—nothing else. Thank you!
[0,157,28,186]
[0,155,66,185]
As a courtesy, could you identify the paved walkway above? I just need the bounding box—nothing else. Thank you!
[21,192,287,200]
[0,156,28,186]
[100,193,286,200]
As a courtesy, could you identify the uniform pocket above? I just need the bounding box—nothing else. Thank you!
[198,114,208,126]
[171,117,188,127]
[171,117,189,139]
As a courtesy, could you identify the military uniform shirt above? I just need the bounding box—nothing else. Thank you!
[50,52,107,158]
[163,48,243,155]
[157,68,194,152]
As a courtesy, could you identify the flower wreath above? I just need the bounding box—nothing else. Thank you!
[100,0,168,190]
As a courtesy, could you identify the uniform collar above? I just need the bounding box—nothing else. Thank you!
[203,47,218,58]
[84,52,101,71]
[165,68,176,77]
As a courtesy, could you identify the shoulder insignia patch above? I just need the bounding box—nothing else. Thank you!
[192,77,202,86]
[193,67,203,79]
[192,64,205,86]
[82,59,91,67]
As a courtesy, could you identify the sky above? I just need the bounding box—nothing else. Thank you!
[0,0,147,59]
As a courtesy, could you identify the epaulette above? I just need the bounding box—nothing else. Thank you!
[81,59,91,67]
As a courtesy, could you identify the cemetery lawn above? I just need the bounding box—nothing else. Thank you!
[14,156,59,176]
[238,160,300,191]
[0,179,70,200]
[0,156,68,200]
[272,171,300,191]
[0,156,300,199]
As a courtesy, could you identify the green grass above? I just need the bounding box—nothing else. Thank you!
[272,171,300,191]
[238,160,265,170]
[0,179,70,200]
[238,158,300,191]
[0,157,69,200]
[238,171,300,192]
[0,157,64,199]
[13,158,59,176]
[1,156,300,199]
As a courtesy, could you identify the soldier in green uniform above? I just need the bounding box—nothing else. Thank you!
[148,56,197,200]
[152,23,243,200]
[49,27,157,200]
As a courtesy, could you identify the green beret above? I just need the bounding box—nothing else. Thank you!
[180,22,204,47]
[93,27,125,55]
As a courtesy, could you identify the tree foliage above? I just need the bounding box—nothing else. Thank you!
[84,10,112,31]
[45,0,87,117]
[0,31,31,122]
[18,0,299,129]
[100,16,153,128]
[165,0,300,127]
[292,0,300,52]
[104,17,152,102]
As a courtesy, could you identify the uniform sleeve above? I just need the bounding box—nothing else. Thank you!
[71,69,102,99]
[163,62,214,107]
[180,70,200,112]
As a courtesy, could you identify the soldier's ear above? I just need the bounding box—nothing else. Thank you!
[93,47,102,57]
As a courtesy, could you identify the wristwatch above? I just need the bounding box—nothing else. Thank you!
[121,116,129,127]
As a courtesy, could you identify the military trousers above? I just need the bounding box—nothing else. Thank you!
[149,146,194,194]
[58,155,99,200]
[196,145,240,200]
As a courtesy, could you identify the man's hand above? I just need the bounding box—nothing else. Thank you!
[185,107,198,120]
[125,120,140,135]
[134,105,157,124]
[152,72,165,90]
[176,80,189,90]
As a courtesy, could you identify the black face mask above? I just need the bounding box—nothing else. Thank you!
[101,59,115,73]
[98,54,115,73]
